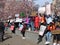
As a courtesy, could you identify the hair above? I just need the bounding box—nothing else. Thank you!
[50,22,54,26]
[36,13,38,15]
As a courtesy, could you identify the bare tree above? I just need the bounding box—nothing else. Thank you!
[0,0,38,20]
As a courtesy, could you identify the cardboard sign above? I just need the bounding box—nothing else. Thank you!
[39,25,46,36]
[10,25,14,30]
[31,11,36,16]
[15,14,19,18]
[51,30,60,34]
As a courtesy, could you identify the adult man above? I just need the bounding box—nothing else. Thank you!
[0,20,5,42]
[45,15,53,44]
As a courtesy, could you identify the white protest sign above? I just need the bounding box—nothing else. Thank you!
[15,14,19,17]
[38,7,45,14]
[39,25,46,36]
[15,18,23,22]
[46,4,52,15]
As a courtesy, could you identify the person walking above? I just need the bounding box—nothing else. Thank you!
[45,22,55,44]
[0,20,5,42]
[37,14,46,44]
[4,22,8,31]
[34,13,40,32]
[10,22,16,36]
[45,15,53,44]
[30,17,35,31]
[20,22,26,39]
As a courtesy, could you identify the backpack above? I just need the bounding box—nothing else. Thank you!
[47,25,55,31]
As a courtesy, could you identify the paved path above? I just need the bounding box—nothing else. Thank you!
[0,28,53,45]
[0,34,37,45]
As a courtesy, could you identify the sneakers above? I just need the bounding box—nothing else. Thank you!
[28,28,31,31]
[53,43,56,45]
[45,41,50,44]
[22,37,25,39]
[57,44,60,45]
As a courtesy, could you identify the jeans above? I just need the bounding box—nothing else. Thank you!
[27,24,30,28]
[21,31,25,37]
[5,27,8,31]
[30,22,35,31]
[45,31,52,42]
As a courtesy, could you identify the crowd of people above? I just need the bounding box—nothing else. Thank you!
[0,13,60,45]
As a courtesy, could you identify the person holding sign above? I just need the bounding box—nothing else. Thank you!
[10,22,16,36]
[19,22,26,39]
[37,23,46,44]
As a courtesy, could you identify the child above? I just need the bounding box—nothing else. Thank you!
[19,23,23,31]
[4,22,8,31]
[10,22,15,34]
[20,22,26,39]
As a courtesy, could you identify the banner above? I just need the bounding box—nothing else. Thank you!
[46,4,52,15]
[31,11,36,16]
[10,25,14,30]
[20,12,25,17]
[15,18,22,22]
[15,14,19,18]
[38,7,45,14]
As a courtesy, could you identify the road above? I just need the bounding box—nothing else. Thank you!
[0,34,37,45]
[0,28,53,45]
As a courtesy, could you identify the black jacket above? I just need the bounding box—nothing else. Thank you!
[0,22,5,33]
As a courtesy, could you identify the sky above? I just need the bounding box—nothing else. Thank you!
[34,0,53,6]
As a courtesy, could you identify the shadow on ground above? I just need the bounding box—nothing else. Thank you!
[3,34,12,41]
